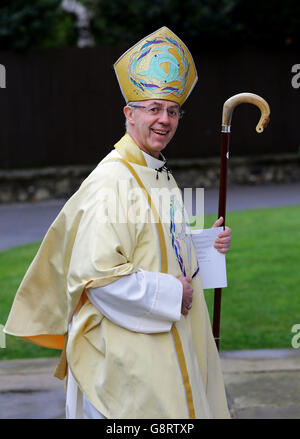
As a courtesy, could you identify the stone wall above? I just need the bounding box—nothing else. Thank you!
[170,154,300,188]
[0,154,300,203]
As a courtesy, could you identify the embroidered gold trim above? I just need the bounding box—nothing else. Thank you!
[171,325,196,418]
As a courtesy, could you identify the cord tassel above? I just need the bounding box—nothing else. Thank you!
[155,162,172,180]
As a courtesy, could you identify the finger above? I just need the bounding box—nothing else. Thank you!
[215,237,231,246]
[215,233,231,241]
[214,237,230,246]
[186,285,193,295]
[214,244,230,254]
[183,303,192,313]
[212,217,223,228]
[214,240,231,248]
[218,226,232,238]
[183,295,193,306]
[182,305,189,316]
[217,248,229,254]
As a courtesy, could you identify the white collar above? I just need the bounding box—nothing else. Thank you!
[141,150,167,170]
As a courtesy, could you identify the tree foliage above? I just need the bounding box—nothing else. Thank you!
[1,0,300,51]
[0,0,77,50]
[90,0,300,50]
[91,0,239,49]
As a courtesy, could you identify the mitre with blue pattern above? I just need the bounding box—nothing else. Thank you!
[114,27,198,106]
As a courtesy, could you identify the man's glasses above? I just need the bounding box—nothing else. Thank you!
[128,103,184,119]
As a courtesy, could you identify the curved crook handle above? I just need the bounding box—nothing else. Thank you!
[222,92,270,133]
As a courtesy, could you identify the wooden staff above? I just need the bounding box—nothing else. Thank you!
[213,92,271,351]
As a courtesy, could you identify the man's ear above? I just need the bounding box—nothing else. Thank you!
[123,105,135,126]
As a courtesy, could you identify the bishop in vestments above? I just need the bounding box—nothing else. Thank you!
[5,27,232,419]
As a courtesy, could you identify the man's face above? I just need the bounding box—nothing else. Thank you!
[124,99,180,158]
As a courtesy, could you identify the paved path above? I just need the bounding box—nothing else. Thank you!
[1,183,300,251]
[0,358,65,419]
[0,199,66,251]
[204,182,300,215]
[1,349,300,419]
[221,349,300,419]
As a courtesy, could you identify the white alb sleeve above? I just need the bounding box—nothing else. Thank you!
[86,269,183,333]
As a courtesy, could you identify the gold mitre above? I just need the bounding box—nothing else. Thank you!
[114,27,198,106]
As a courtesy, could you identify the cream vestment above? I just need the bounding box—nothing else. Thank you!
[5,133,230,419]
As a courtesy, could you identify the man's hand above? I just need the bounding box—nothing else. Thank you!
[212,216,232,254]
[178,276,193,315]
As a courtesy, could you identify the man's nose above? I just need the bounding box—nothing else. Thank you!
[158,109,171,123]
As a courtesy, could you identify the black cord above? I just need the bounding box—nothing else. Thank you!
[155,163,172,180]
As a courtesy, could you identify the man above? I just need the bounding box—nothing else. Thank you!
[5,27,231,419]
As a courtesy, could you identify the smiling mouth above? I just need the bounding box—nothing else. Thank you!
[151,129,169,136]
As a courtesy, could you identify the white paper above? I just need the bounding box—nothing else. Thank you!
[190,227,227,290]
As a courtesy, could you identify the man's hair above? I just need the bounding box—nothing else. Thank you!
[124,101,141,131]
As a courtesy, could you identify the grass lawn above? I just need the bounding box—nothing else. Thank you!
[203,204,300,351]
[0,204,300,359]
[0,242,61,360]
